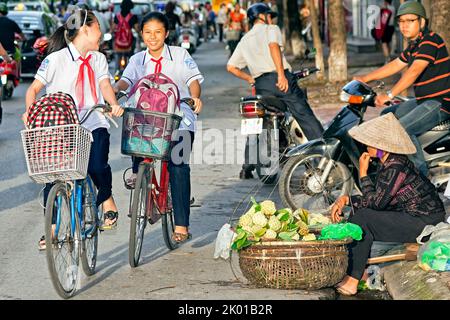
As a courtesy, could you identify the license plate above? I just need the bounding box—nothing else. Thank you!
[241,118,263,135]
[181,42,190,49]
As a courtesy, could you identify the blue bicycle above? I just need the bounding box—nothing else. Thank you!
[21,104,118,299]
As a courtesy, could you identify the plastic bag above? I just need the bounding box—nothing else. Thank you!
[213,223,236,260]
[419,242,450,271]
[366,265,385,291]
[416,222,450,271]
[318,223,363,241]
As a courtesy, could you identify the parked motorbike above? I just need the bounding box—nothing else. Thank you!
[239,66,320,184]
[178,26,198,54]
[278,80,450,211]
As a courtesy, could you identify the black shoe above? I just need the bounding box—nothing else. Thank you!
[239,169,254,179]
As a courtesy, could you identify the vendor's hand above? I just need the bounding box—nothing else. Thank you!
[276,74,288,93]
[375,93,391,108]
[248,77,255,85]
[110,104,124,117]
[331,195,349,223]
[192,97,203,114]
[359,152,371,177]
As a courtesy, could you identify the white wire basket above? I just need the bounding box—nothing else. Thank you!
[21,124,93,184]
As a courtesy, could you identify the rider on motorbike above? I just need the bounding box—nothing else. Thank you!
[227,2,323,178]
[0,3,26,62]
[164,1,181,45]
[353,1,450,176]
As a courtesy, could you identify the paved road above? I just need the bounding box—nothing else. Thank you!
[0,40,356,300]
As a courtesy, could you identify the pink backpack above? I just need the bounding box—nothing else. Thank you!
[128,73,180,144]
[129,73,180,114]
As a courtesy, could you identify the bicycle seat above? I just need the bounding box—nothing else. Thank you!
[260,96,288,113]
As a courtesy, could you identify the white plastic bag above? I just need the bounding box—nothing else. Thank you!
[213,223,236,260]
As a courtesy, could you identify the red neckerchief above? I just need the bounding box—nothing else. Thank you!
[151,56,163,74]
[75,54,98,111]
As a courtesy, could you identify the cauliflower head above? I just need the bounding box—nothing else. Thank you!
[252,211,268,227]
[268,216,282,232]
[260,200,277,216]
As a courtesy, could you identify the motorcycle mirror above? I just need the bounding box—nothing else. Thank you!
[103,33,112,42]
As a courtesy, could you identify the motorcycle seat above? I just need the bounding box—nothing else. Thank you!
[430,119,450,131]
[260,96,288,113]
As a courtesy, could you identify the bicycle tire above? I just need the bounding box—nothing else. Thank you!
[129,163,149,267]
[161,181,179,250]
[45,183,80,299]
[80,177,99,276]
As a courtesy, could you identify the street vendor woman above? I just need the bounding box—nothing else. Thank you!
[331,113,446,296]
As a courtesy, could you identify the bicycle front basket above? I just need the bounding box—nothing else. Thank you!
[21,124,93,184]
[121,108,182,160]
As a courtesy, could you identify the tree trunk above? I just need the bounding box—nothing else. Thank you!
[327,0,347,83]
[282,0,292,54]
[306,0,325,81]
[430,0,450,47]
[287,0,305,58]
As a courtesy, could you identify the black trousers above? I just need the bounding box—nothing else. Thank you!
[242,70,324,172]
[347,208,445,280]
[254,70,324,140]
[44,128,113,213]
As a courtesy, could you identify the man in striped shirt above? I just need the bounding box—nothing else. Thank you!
[354,1,450,176]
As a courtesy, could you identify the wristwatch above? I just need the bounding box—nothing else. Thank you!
[386,90,394,99]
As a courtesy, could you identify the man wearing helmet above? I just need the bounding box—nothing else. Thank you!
[354,1,450,176]
[227,2,323,179]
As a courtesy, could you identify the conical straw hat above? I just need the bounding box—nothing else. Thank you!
[348,112,416,155]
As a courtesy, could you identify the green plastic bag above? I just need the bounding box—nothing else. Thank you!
[319,223,363,241]
[420,241,450,271]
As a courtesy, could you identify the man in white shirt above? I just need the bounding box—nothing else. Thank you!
[227,3,323,178]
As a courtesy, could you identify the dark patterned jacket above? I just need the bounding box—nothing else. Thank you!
[351,154,446,217]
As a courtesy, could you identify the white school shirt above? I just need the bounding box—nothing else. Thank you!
[227,24,292,79]
[121,44,204,132]
[35,42,111,132]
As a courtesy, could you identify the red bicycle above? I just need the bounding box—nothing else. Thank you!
[121,97,195,267]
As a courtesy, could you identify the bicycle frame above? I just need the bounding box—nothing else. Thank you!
[143,158,171,216]
[54,177,99,240]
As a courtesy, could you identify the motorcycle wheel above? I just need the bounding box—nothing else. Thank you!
[255,118,278,184]
[279,154,353,211]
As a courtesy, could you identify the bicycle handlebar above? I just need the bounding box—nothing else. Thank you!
[79,104,119,128]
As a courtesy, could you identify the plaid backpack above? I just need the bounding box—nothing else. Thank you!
[26,92,79,128]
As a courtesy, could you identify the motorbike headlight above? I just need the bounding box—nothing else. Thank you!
[1,74,7,85]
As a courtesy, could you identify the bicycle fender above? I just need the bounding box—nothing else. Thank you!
[286,138,340,158]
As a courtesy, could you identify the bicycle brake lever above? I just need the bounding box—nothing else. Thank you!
[104,113,119,128]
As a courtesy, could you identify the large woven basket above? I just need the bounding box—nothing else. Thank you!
[238,238,352,290]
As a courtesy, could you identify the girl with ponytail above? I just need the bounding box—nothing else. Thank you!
[24,9,124,249]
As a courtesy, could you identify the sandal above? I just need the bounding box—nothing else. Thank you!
[171,232,192,244]
[38,235,46,251]
[100,211,119,230]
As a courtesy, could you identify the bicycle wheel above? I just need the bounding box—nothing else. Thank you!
[45,183,80,299]
[80,177,99,276]
[129,164,149,267]
[161,181,179,250]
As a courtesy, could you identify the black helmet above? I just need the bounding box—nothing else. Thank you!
[247,3,277,25]
[0,3,8,15]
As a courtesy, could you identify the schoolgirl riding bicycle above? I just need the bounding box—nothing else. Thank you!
[114,11,203,244]
[23,9,124,249]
